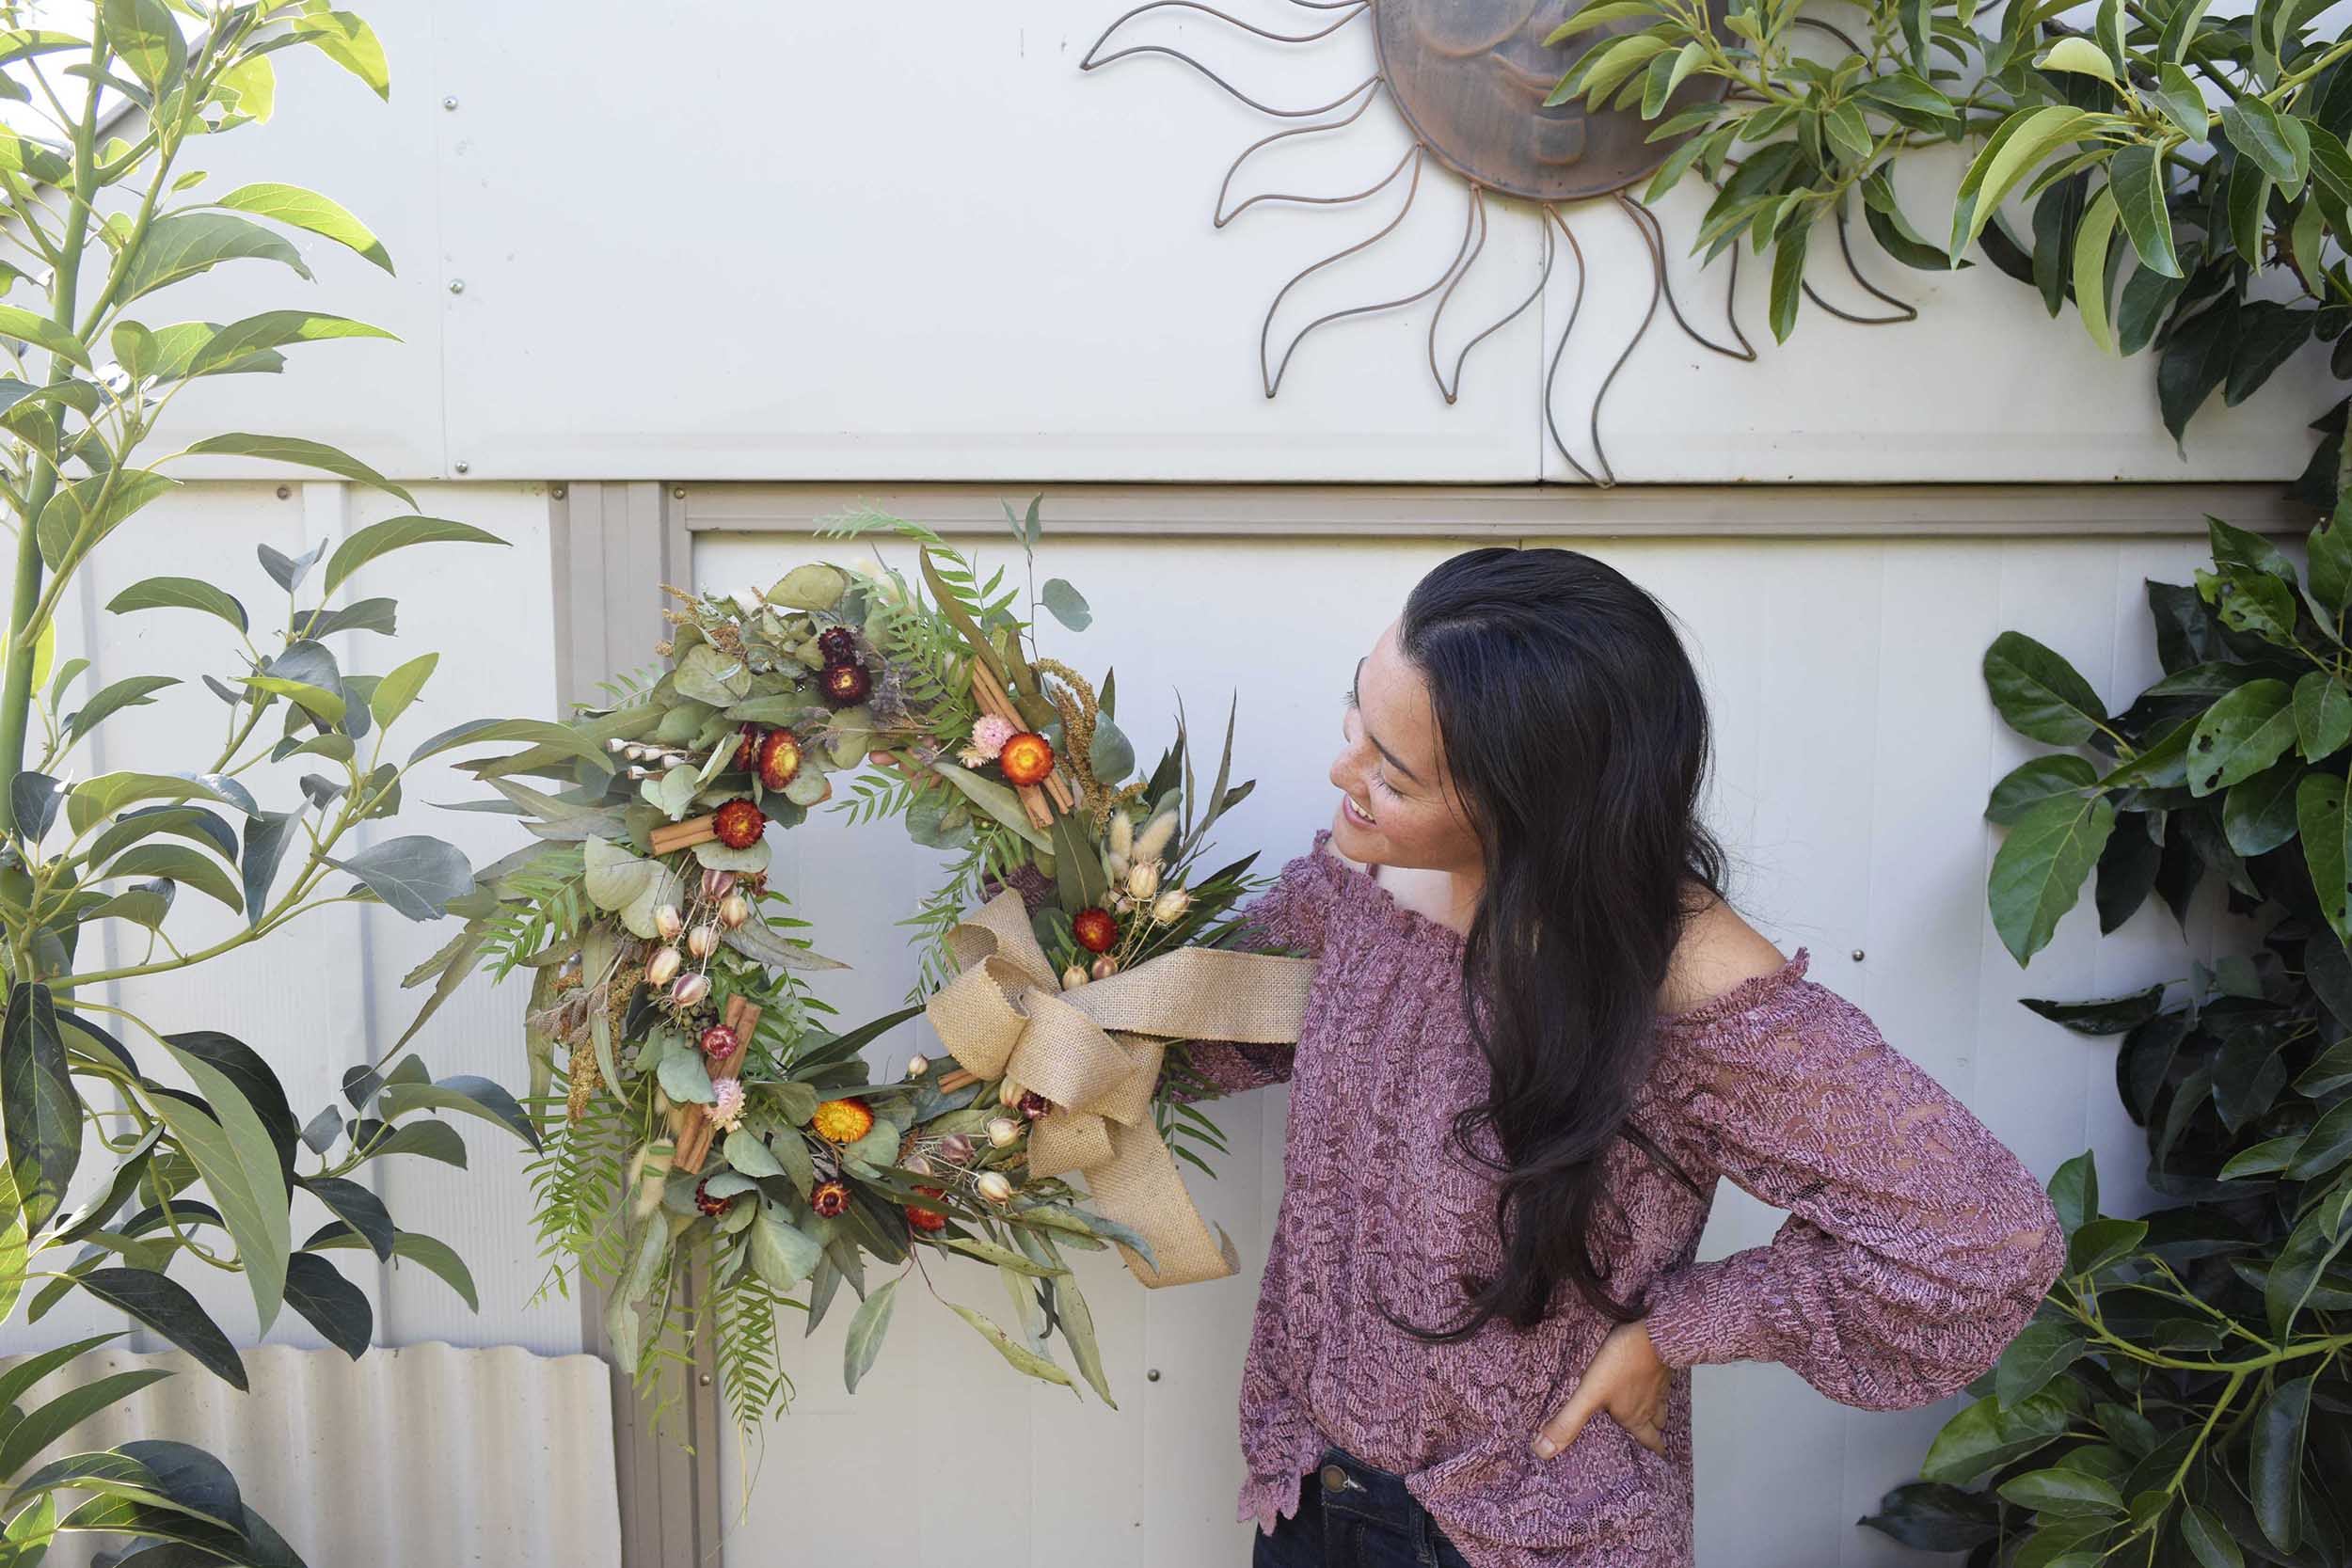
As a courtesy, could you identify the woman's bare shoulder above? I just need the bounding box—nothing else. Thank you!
[1659,890,1788,1016]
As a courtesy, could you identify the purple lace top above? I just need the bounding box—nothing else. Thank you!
[1184,831,2068,1568]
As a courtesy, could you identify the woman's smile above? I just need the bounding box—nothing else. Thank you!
[1340,792,1377,829]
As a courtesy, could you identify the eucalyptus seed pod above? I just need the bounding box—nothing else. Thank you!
[976,1171,1014,1206]
[702,868,736,900]
[986,1116,1023,1148]
[671,971,710,1007]
[718,893,751,928]
[1091,955,1120,981]
[646,945,684,988]
[998,1076,1024,1108]
[653,904,684,942]
[1127,860,1160,901]
[1151,888,1192,925]
[905,1053,930,1078]
[1060,963,1089,990]
[686,924,719,959]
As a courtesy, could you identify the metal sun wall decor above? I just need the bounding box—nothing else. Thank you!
[1081,0,1916,484]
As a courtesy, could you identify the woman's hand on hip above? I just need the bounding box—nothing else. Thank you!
[1533,1319,1670,1460]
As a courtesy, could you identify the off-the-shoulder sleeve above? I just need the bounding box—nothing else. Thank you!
[1637,977,2067,1411]
[1162,833,1342,1100]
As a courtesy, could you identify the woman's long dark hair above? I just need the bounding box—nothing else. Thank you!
[1380,546,1728,1341]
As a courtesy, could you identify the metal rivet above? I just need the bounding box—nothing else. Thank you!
[672,485,687,499]
[1851,948,1866,962]
[442,96,459,110]
[274,484,290,499]
[696,1372,711,1386]
[550,483,567,499]
[453,461,470,474]
[447,278,465,294]
[1145,1368,1160,1382]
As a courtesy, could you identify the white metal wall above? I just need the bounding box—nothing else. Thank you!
[693,527,2225,1568]
[135,0,2328,490]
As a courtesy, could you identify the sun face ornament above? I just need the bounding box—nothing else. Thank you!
[1082,0,1912,483]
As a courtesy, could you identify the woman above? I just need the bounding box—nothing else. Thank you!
[1184,546,2068,1568]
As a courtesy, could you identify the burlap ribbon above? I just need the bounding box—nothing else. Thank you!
[925,888,1317,1286]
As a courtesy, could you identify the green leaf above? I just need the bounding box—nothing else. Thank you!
[942,1236,1069,1276]
[2036,36,2119,83]
[2296,672,2352,760]
[842,1275,898,1393]
[1,984,77,1232]
[2299,770,2352,951]
[101,0,183,91]
[1991,794,2117,964]
[280,1251,372,1358]
[0,1370,172,1482]
[2224,761,2304,857]
[186,310,393,379]
[322,515,502,596]
[1952,107,2101,261]
[213,183,391,274]
[929,761,1054,854]
[2067,1215,2148,1275]
[2268,1197,2352,1335]
[377,1072,538,1150]
[154,1037,293,1332]
[119,214,313,305]
[370,653,437,729]
[36,469,178,574]
[0,304,90,370]
[77,1269,246,1389]
[2249,1374,2312,1551]
[2150,64,2210,144]
[0,1158,24,1321]
[748,1204,821,1290]
[104,842,246,914]
[1040,578,1091,632]
[1544,0,1660,42]
[1994,1320,2085,1408]
[66,674,178,743]
[2284,1097,2352,1179]
[180,433,412,510]
[2224,100,2305,185]
[291,9,389,99]
[1997,1465,2123,1517]
[412,717,614,773]
[2070,185,2122,353]
[104,576,246,632]
[64,771,230,835]
[2187,678,2296,796]
[330,835,471,921]
[947,1301,1076,1389]
[1769,215,1810,343]
[2107,147,2181,280]
[1984,631,2107,744]
[1922,1391,2070,1485]
[2181,1502,2245,1568]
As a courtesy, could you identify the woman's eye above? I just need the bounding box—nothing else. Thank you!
[1371,771,1397,797]
[1342,687,1359,710]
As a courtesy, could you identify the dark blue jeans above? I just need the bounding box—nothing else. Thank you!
[1251,1446,1475,1568]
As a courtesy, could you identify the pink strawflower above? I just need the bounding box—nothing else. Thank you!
[970,714,1016,759]
[707,1076,745,1132]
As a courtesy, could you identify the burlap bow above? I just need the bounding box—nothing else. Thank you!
[925,888,1317,1286]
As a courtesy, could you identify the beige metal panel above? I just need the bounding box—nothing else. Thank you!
[693,521,2216,1567]
[679,481,2309,539]
[546,484,722,1568]
[3,1342,617,1568]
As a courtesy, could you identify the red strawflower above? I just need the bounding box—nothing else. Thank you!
[1073,906,1117,954]
[756,729,802,792]
[712,798,765,850]
[904,1187,948,1232]
[811,1180,851,1219]
[817,626,859,664]
[692,1180,732,1218]
[731,724,762,772]
[697,1024,738,1066]
[821,660,870,705]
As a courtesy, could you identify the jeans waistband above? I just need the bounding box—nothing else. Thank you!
[1311,1444,1423,1530]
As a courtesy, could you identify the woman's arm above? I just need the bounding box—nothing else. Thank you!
[1637,988,2068,1411]
[1159,835,1343,1100]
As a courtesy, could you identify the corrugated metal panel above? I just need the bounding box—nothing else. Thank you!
[3,1343,618,1568]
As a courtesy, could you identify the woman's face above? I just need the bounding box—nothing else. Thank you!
[1328,618,1483,873]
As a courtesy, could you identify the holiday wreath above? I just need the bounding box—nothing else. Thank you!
[420,509,1315,1431]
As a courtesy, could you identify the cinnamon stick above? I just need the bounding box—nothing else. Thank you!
[650,815,718,855]
[970,659,1076,816]
[675,996,762,1175]
[936,1067,979,1094]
